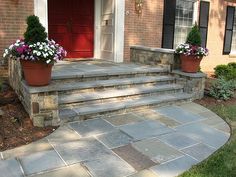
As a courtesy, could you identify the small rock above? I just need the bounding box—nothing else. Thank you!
[0,109,3,116]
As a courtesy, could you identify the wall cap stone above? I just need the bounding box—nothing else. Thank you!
[130,45,175,54]
[172,70,207,78]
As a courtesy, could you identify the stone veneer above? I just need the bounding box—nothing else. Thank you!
[172,70,207,100]
[8,60,59,127]
[130,45,180,70]
[130,45,206,100]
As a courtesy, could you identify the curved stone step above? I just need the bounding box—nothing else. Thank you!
[59,93,192,123]
[23,75,175,94]
[59,84,183,105]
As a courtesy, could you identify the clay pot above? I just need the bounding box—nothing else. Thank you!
[20,60,53,86]
[180,54,203,73]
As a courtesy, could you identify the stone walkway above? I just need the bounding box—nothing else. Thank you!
[0,102,230,177]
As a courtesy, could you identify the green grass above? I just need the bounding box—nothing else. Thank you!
[179,104,236,177]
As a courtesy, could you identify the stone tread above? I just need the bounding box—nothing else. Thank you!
[52,66,169,80]
[59,93,192,119]
[59,84,183,104]
[23,75,175,94]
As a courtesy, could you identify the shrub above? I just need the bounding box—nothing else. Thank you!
[24,15,47,44]
[209,77,235,100]
[214,64,236,80]
[186,24,202,46]
[228,62,236,69]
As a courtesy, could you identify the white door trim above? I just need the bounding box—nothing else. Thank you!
[114,0,125,63]
[34,0,124,63]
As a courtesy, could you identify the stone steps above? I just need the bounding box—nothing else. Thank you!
[52,65,169,82]
[59,84,184,106]
[59,92,192,123]
[23,75,175,94]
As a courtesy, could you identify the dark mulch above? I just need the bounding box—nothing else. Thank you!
[0,81,57,151]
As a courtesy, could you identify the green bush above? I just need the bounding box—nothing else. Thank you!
[209,77,235,100]
[186,24,202,46]
[228,62,236,69]
[24,15,47,44]
[214,64,236,80]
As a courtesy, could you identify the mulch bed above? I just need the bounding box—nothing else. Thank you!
[0,81,57,152]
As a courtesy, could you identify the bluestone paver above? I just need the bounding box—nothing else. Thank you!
[132,138,183,163]
[113,144,157,171]
[47,126,81,145]
[0,102,231,177]
[84,154,135,177]
[155,106,205,123]
[53,138,112,165]
[120,120,173,140]
[30,164,91,177]
[181,143,216,161]
[128,170,159,177]
[151,155,198,177]
[134,110,181,127]
[175,122,230,148]
[158,133,199,150]
[19,150,65,176]
[0,159,23,177]
[2,139,53,160]
[96,130,133,149]
[69,118,115,137]
[103,113,144,126]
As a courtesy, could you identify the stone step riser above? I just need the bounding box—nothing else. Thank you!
[59,88,184,108]
[58,80,175,95]
[52,72,169,83]
[60,97,191,124]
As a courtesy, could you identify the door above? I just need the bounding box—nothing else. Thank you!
[100,0,115,61]
[48,0,94,58]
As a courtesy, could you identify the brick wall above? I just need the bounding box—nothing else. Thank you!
[201,0,236,72]
[124,0,164,61]
[0,0,34,67]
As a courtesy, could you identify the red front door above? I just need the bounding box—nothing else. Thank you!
[48,0,94,58]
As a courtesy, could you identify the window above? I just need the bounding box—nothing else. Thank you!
[231,9,236,52]
[162,0,209,49]
[173,0,197,48]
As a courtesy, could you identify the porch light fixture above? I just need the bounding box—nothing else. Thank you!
[135,0,143,15]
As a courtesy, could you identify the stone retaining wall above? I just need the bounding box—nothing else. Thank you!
[8,60,60,127]
[172,70,207,100]
[130,45,180,70]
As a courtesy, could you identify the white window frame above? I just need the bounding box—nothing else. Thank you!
[173,0,199,48]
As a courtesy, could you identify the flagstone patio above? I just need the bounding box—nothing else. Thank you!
[0,102,230,177]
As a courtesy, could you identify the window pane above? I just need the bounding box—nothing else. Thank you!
[174,0,195,48]
[231,9,236,52]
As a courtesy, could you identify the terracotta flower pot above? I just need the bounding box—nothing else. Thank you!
[180,54,203,73]
[20,60,53,86]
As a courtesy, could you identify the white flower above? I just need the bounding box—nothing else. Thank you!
[21,54,25,59]
[37,52,41,56]
[46,59,51,64]
[16,39,20,43]
[37,42,40,46]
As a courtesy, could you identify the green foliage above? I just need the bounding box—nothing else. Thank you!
[214,64,236,80]
[24,15,47,44]
[186,24,202,46]
[228,62,236,69]
[209,77,235,100]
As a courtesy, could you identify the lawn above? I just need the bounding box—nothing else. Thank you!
[179,102,236,177]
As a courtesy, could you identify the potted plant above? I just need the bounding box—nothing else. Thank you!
[175,24,209,73]
[3,15,67,86]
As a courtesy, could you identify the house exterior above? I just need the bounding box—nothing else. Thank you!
[0,0,236,72]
